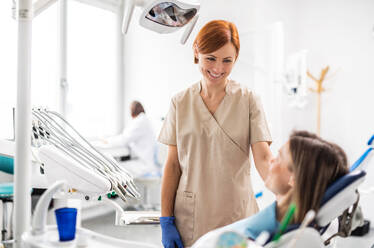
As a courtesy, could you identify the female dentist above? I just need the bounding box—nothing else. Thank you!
[158,20,273,247]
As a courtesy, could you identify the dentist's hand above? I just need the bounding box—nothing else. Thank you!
[160,216,184,248]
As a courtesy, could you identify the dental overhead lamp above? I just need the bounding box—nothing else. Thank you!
[122,0,200,44]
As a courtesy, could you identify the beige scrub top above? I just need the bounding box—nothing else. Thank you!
[158,80,272,246]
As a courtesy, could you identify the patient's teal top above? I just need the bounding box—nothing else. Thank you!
[221,201,279,240]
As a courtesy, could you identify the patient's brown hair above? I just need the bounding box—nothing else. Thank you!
[289,131,349,223]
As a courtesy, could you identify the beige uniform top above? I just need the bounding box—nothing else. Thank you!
[158,80,272,246]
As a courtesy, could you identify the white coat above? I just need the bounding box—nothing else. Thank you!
[107,113,158,177]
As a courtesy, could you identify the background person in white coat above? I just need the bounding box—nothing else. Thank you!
[105,101,158,178]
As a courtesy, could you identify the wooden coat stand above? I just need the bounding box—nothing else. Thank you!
[307,66,330,136]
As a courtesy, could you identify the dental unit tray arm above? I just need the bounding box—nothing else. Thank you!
[31,108,141,202]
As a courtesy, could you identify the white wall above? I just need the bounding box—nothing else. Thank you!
[256,0,374,161]
[65,1,118,137]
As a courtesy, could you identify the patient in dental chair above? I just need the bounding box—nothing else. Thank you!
[193,130,349,246]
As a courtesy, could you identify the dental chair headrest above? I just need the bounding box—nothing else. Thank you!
[316,170,366,227]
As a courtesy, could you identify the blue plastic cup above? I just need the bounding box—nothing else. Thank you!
[54,207,77,242]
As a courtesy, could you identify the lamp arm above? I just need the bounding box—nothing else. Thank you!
[180,13,199,44]
[122,0,135,34]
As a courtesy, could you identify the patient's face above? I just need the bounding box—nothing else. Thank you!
[265,142,293,195]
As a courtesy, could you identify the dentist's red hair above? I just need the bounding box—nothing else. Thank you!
[193,20,240,64]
